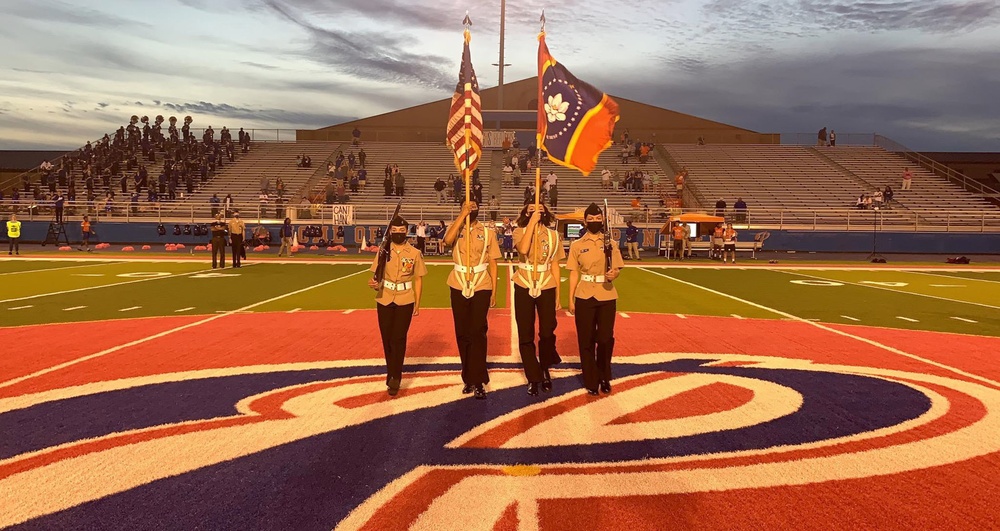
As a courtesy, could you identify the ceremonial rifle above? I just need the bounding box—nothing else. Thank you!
[372,200,403,284]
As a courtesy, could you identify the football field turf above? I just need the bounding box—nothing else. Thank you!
[1,256,999,529]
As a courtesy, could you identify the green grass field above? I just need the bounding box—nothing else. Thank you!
[1,258,999,335]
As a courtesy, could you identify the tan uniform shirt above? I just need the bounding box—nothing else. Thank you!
[227,219,246,239]
[447,222,502,292]
[369,242,427,306]
[513,225,564,290]
[567,232,625,301]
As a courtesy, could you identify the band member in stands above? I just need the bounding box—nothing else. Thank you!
[513,203,563,395]
[443,200,501,400]
[368,215,427,396]
[567,203,624,395]
[723,222,738,264]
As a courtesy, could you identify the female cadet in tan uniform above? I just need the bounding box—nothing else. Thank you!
[567,203,625,395]
[443,201,502,400]
[367,216,427,396]
[513,203,563,395]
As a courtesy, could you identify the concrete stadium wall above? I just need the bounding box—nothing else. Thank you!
[4,221,998,254]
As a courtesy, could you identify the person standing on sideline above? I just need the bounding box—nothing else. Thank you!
[723,223,738,264]
[567,203,624,395]
[277,217,294,257]
[513,203,563,395]
[210,213,228,268]
[6,213,21,255]
[367,215,427,396]
[624,220,641,260]
[228,211,246,268]
[902,167,913,190]
[415,220,428,253]
[671,222,687,260]
[502,218,515,261]
[79,215,93,252]
[443,200,501,400]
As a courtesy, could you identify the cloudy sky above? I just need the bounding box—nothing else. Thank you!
[1,0,998,151]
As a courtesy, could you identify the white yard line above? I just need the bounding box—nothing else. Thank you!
[0,268,369,391]
[775,269,1000,311]
[118,306,142,312]
[341,309,354,314]
[929,284,966,288]
[840,315,860,322]
[62,306,86,312]
[0,261,119,276]
[174,307,195,313]
[675,313,687,319]
[911,270,1000,285]
[288,308,302,313]
[638,267,1000,389]
[7,305,33,311]
[895,316,919,322]
[730,314,745,320]
[951,317,978,324]
[618,312,630,318]
[0,267,215,305]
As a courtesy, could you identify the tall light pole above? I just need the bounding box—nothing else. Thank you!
[495,0,508,110]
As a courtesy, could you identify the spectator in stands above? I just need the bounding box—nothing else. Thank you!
[394,170,405,197]
[902,167,913,190]
[549,184,558,208]
[502,163,513,184]
[856,194,865,210]
[829,130,837,147]
[639,143,651,163]
[697,136,706,145]
[502,136,511,153]
[434,177,447,203]
[817,127,827,146]
[734,197,747,223]
[358,167,368,189]
[352,126,362,145]
[210,194,221,217]
[620,143,630,164]
[472,180,483,204]
[523,185,534,205]
[883,185,894,207]
[488,195,500,221]
[631,197,645,222]
[358,148,367,168]
[298,196,312,219]
[274,177,286,198]
[863,194,873,209]
[715,198,727,217]
[383,173,393,197]
[350,173,360,193]
[260,176,269,193]
[347,151,357,170]
[325,181,337,204]
[873,189,884,209]
[601,167,612,190]
[545,170,557,193]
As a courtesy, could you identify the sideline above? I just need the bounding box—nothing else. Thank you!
[638,267,1000,390]
[0,261,121,277]
[0,268,369,390]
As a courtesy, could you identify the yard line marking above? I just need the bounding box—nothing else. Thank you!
[912,270,1000,285]
[929,284,966,288]
[676,313,687,319]
[7,305,33,311]
[118,306,141,312]
[951,317,978,323]
[806,318,820,322]
[776,270,1000,311]
[62,306,86,312]
[840,315,860,322]
[288,308,302,313]
[174,307,194,313]
[0,268,370,391]
[0,261,119,277]
[71,274,106,277]
[618,312,630,318]
[0,267,215,305]
[638,267,1000,390]
[896,316,919,322]
[730,314,745,319]
[341,309,353,314]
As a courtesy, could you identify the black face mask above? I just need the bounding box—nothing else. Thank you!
[390,233,407,245]
[586,222,603,234]
[468,210,479,223]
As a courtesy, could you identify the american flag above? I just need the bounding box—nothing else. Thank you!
[447,27,483,174]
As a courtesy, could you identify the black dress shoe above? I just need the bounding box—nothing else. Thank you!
[600,380,612,394]
[387,377,400,396]
[473,385,487,400]
[541,369,552,393]
[462,384,474,394]
[586,388,600,396]
[527,383,539,396]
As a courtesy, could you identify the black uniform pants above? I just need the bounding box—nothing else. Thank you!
[8,237,19,254]
[211,236,226,267]
[574,297,616,391]
[230,234,243,267]
[377,302,415,383]
[514,285,561,383]
[450,288,491,385]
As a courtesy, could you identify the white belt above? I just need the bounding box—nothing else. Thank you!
[580,274,606,283]
[518,263,549,272]
[454,264,488,274]
[382,280,412,291]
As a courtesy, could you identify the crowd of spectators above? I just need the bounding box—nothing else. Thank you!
[1,116,245,219]
[856,185,894,211]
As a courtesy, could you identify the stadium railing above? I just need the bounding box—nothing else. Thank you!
[3,200,999,232]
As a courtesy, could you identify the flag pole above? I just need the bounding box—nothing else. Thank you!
[532,14,546,295]
[463,24,473,287]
